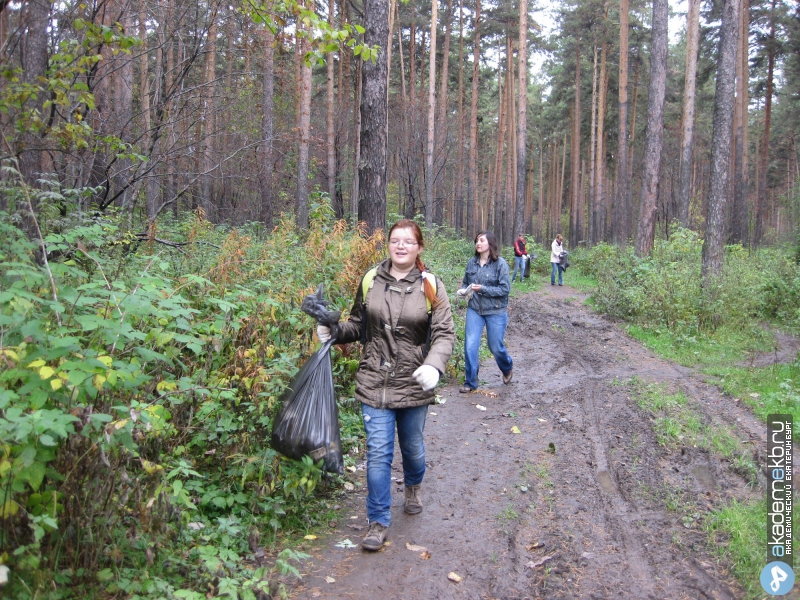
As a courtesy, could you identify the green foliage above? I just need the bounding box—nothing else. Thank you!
[707,363,800,441]
[578,226,800,348]
[0,188,386,597]
[705,499,800,600]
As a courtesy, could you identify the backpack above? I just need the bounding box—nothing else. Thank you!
[359,266,437,357]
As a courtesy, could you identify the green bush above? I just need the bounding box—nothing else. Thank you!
[0,186,389,598]
[577,226,800,335]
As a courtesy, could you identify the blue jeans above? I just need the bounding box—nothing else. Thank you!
[551,262,563,285]
[512,256,525,281]
[463,308,513,390]
[361,403,429,527]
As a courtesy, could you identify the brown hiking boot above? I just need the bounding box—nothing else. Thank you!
[404,484,422,515]
[361,521,388,551]
[503,370,513,384]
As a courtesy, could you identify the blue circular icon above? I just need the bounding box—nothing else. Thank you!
[761,562,795,595]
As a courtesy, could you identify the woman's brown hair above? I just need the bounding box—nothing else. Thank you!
[388,220,441,309]
[474,230,499,262]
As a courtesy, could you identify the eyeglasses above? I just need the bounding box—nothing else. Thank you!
[389,239,419,247]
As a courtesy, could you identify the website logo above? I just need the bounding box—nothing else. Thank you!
[762,414,794,596]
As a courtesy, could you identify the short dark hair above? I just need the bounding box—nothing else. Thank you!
[474,230,499,262]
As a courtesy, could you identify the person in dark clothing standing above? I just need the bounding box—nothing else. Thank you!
[458,231,514,392]
[511,233,528,283]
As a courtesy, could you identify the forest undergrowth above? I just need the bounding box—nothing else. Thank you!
[2,189,800,598]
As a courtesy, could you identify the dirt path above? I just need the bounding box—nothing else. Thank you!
[288,284,777,600]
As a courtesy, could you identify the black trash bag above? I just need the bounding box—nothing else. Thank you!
[270,284,344,474]
[523,256,531,279]
[270,338,344,473]
[558,251,571,271]
[301,283,341,332]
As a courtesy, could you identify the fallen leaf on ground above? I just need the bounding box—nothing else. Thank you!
[537,418,547,422]
[346,465,357,472]
[447,572,462,583]
[334,539,357,549]
[527,555,554,568]
[435,395,447,404]
[304,535,317,540]
[510,426,521,434]
[343,482,354,491]
[420,551,431,559]
[476,405,487,411]
[406,543,428,552]
[325,576,336,583]
[527,542,544,550]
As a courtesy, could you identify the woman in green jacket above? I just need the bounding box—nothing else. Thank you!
[317,219,455,551]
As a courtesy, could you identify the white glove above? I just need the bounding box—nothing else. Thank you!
[413,365,440,391]
[317,324,332,343]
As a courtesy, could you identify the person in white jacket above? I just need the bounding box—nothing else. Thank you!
[550,234,565,286]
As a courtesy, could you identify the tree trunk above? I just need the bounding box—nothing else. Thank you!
[201,13,218,220]
[466,0,481,238]
[731,0,749,244]
[753,0,776,247]
[701,0,740,281]
[327,0,339,216]
[570,44,581,244]
[594,41,608,242]
[296,19,312,229]
[352,58,362,222]
[425,0,438,226]
[514,0,528,238]
[260,25,275,226]
[435,0,452,224]
[454,0,465,231]
[634,0,668,256]
[559,131,567,235]
[358,0,390,231]
[588,42,598,245]
[677,0,700,227]
[139,4,157,221]
[614,0,630,244]
[18,0,50,185]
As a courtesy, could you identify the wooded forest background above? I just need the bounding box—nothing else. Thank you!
[1,0,799,253]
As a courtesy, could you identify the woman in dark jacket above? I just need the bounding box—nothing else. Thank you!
[458,231,514,393]
[317,220,455,551]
